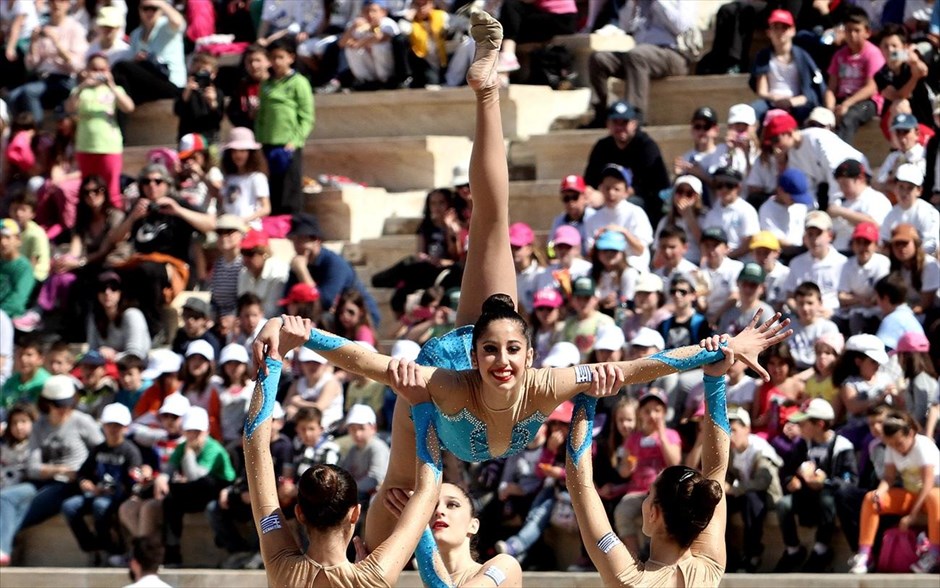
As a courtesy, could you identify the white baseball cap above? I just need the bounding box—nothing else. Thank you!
[391,339,422,361]
[727,406,751,428]
[630,327,665,351]
[219,343,249,365]
[142,349,183,380]
[789,398,836,422]
[41,375,77,402]
[594,324,626,352]
[158,393,191,417]
[100,403,132,426]
[845,334,889,365]
[727,103,757,126]
[185,339,215,361]
[806,106,836,129]
[182,406,209,432]
[272,401,285,420]
[674,175,703,194]
[346,404,376,426]
[542,342,582,368]
[297,346,328,364]
[895,163,924,186]
[635,273,664,294]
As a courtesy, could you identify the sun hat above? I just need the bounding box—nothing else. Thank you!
[224,127,261,151]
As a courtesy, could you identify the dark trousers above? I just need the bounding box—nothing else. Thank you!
[835,99,877,143]
[162,477,222,550]
[206,498,256,553]
[589,44,688,117]
[697,1,768,73]
[21,480,76,529]
[499,0,576,43]
[61,493,121,553]
[112,59,181,105]
[8,73,76,124]
[407,53,443,88]
[0,49,27,91]
[834,484,868,551]
[776,488,838,548]
[727,490,771,557]
[371,257,448,314]
[263,144,304,215]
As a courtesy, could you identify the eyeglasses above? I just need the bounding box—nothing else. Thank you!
[692,123,714,131]
[770,134,785,144]
[242,249,265,257]
[894,128,915,135]
[182,311,206,321]
[81,187,104,196]
[891,240,911,247]
[714,182,738,191]
[98,282,120,293]
[140,5,159,11]
[674,188,696,197]
[670,288,691,296]
[140,178,166,186]
[562,194,580,203]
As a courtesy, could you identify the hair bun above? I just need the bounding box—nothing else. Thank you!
[481,293,515,315]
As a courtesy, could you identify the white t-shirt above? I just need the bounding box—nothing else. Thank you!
[655,214,706,264]
[758,197,808,246]
[876,144,926,186]
[0,0,39,42]
[533,258,594,293]
[837,253,891,317]
[765,262,791,309]
[768,54,800,98]
[885,434,940,493]
[0,310,12,388]
[900,255,940,308]
[702,198,760,251]
[732,434,782,483]
[746,157,779,195]
[830,186,893,251]
[789,128,867,200]
[783,248,848,310]
[597,266,640,305]
[788,318,839,369]
[881,200,940,255]
[727,377,758,409]
[680,144,730,177]
[699,257,744,321]
[221,172,270,230]
[583,200,654,270]
[298,372,344,432]
[87,39,132,66]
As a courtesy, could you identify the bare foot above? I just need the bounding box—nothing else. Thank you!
[466,10,502,93]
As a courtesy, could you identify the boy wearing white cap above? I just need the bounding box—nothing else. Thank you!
[880,163,940,254]
[157,406,236,565]
[283,346,343,431]
[340,404,389,505]
[783,211,848,314]
[61,403,142,563]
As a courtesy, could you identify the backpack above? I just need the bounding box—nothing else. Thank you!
[528,45,577,90]
[876,528,919,573]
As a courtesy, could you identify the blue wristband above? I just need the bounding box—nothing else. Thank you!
[567,394,597,468]
[305,328,348,352]
[415,527,453,588]
[703,374,730,435]
[648,345,725,372]
[411,402,442,479]
[244,358,282,440]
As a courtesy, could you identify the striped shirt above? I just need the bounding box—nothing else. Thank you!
[210,255,243,317]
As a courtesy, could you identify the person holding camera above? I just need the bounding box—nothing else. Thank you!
[175,52,225,143]
[112,0,186,105]
[67,53,135,209]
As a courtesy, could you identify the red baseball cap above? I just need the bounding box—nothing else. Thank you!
[763,112,798,139]
[240,229,269,251]
[560,174,586,194]
[278,283,320,306]
[768,9,795,27]
[851,222,879,243]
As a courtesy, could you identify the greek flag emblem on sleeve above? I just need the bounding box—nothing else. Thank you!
[260,513,282,534]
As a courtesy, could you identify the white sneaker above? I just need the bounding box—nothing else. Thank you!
[847,553,869,574]
[497,52,520,73]
[911,551,939,573]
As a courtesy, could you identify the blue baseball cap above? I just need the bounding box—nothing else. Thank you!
[778,168,813,206]
[601,163,633,186]
[607,100,639,121]
[595,230,627,252]
[890,112,918,131]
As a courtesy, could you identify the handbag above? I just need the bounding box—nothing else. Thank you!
[876,528,919,573]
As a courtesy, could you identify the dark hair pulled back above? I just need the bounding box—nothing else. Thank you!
[883,410,920,438]
[471,294,530,350]
[297,464,359,530]
[652,466,723,549]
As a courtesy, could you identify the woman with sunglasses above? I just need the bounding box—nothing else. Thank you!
[254,10,792,552]
[563,336,737,586]
[87,270,152,362]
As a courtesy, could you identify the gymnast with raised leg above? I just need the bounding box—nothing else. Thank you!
[242,316,444,587]
[252,10,792,554]
[563,334,749,587]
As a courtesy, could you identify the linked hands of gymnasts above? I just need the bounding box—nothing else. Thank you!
[386,359,430,405]
[702,335,735,377]
[252,315,313,373]
[586,364,626,398]
[724,309,791,381]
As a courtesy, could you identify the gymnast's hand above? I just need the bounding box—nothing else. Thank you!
[387,358,431,405]
[725,309,791,381]
[586,364,625,398]
[383,487,412,519]
[252,315,312,373]
[702,335,734,377]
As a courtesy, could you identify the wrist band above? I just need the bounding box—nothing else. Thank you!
[566,394,597,468]
[648,343,725,372]
[244,358,281,440]
[703,374,730,434]
[411,402,443,479]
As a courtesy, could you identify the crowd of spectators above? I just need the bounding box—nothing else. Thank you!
[0,0,939,579]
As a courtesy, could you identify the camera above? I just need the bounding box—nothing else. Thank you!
[890,49,909,62]
[148,201,161,215]
[194,71,212,89]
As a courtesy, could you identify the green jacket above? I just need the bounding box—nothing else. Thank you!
[0,256,35,318]
[170,436,236,483]
[255,71,314,148]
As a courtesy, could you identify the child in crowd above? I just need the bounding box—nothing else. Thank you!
[784,212,847,315]
[674,106,726,182]
[62,403,142,565]
[210,216,247,326]
[179,340,222,441]
[752,344,804,440]
[232,293,266,367]
[583,164,653,270]
[44,341,76,376]
[614,390,682,555]
[775,398,858,573]
[758,168,812,251]
[590,324,626,364]
[226,44,269,130]
[717,263,774,337]
[702,167,760,258]
[849,410,939,574]
[339,404,389,507]
[339,0,400,89]
[237,231,290,320]
[76,349,118,418]
[748,9,823,125]
[620,273,670,343]
[825,6,885,142]
[289,407,341,484]
[654,176,707,265]
[0,337,48,411]
[0,218,35,319]
[0,403,38,566]
[332,289,378,346]
[652,225,700,292]
[699,226,744,325]
[561,276,615,361]
[529,287,564,367]
[800,332,845,421]
[114,354,149,413]
[256,37,314,215]
[7,189,49,284]
[283,346,343,431]
[894,332,938,431]
[591,230,638,319]
[174,52,224,142]
[176,133,223,212]
[724,407,784,573]
[829,159,892,252]
[533,225,593,296]
[749,231,790,310]
[216,343,253,447]
[835,334,898,433]
[219,128,270,231]
[873,272,925,351]
[880,165,938,255]
[658,274,712,351]
[876,113,926,199]
[593,397,636,516]
[788,282,840,371]
[132,350,183,419]
[836,222,890,335]
[400,0,450,88]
